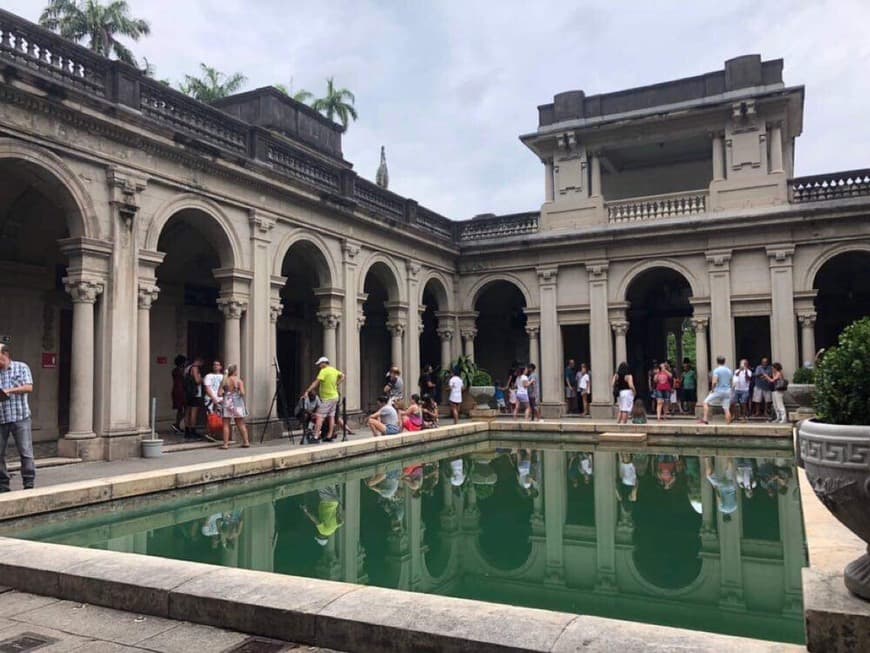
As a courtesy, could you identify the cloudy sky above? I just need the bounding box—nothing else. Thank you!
[8,0,870,219]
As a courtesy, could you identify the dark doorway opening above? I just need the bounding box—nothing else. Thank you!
[814,251,870,350]
[734,316,772,366]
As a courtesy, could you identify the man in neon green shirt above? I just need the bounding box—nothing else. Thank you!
[302,485,343,544]
[302,356,344,442]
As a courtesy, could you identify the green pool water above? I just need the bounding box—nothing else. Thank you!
[0,440,806,644]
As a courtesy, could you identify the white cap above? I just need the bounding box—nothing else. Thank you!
[315,356,329,365]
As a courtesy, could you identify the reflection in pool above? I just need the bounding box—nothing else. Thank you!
[1,443,805,644]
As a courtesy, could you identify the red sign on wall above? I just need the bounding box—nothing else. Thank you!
[42,352,57,368]
[156,356,168,365]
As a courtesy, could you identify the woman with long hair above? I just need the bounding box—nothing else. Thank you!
[769,362,788,424]
[611,362,636,424]
[220,364,250,449]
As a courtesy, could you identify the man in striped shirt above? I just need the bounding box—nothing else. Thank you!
[0,344,35,491]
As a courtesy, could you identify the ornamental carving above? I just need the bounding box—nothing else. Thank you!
[217,297,247,319]
[525,325,540,338]
[460,328,478,341]
[798,313,817,328]
[585,261,609,280]
[107,167,146,230]
[610,321,629,336]
[269,298,284,323]
[343,240,361,262]
[705,250,732,268]
[356,314,367,332]
[766,245,795,264]
[436,329,454,342]
[137,284,160,310]
[690,317,709,332]
[64,278,104,304]
[537,266,558,285]
[406,260,422,279]
[386,322,406,338]
[249,211,275,236]
[317,312,340,330]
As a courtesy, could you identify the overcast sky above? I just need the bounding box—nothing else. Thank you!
[7,0,870,219]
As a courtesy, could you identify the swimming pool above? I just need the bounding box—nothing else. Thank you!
[0,438,805,644]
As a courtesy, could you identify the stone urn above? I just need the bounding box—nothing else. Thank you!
[469,385,495,408]
[798,419,870,599]
[784,383,816,417]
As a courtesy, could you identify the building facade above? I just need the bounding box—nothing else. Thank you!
[0,9,868,457]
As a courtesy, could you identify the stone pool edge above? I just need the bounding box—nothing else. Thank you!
[0,538,801,652]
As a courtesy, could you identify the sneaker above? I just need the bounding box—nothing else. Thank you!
[169,424,182,434]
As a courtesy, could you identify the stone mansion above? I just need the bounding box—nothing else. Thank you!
[0,8,868,458]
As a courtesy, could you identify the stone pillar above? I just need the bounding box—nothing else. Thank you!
[460,328,477,361]
[585,261,612,418]
[766,245,798,376]
[136,283,159,431]
[405,262,422,396]
[248,211,276,420]
[594,452,617,592]
[769,123,784,174]
[611,320,628,367]
[712,132,725,181]
[341,480,365,584]
[387,322,405,372]
[437,328,454,372]
[716,458,744,608]
[692,316,710,402]
[706,250,734,367]
[798,312,817,368]
[217,297,246,369]
[341,241,362,411]
[590,152,602,198]
[268,277,285,403]
[525,324,540,367]
[544,158,555,202]
[779,478,805,614]
[543,450,566,583]
[63,278,104,439]
[317,312,340,364]
[538,267,562,414]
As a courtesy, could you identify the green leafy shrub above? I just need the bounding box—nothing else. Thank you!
[792,367,815,384]
[814,317,870,425]
[439,355,479,390]
[471,370,493,386]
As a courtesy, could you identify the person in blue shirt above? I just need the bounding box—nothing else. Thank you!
[700,355,733,424]
[493,381,507,414]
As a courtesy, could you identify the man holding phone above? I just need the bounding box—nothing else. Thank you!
[0,344,35,491]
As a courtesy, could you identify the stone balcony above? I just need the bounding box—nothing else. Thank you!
[606,189,708,224]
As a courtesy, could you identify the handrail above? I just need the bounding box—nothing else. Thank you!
[790,169,870,203]
[606,189,707,223]
[458,213,539,241]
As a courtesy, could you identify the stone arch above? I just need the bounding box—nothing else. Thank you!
[0,138,97,239]
[419,271,452,311]
[145,194,243,269]
[466,273,534,312]
[803,242,870,292]
[358,252,405,303]
[624,543,711,598]
[272,229,338,288]
[617,259,702,301]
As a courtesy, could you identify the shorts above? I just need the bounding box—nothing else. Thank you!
[317,399,338,418]
[385,424,401,435]
[516,394,529,408]
[753,387,772,403]
[654,390,670,401]
[565,387,575,398]
[735,390,750,404]
[185,394,203,408]
[682,388,697,403]
[704,390,732,408]
[618,389,634,413]
[496,398,506,408]
[528,396,538,411]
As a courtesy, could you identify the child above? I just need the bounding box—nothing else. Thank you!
[631,398,647,424]
[507,382,518,415]
[494,381,507,413]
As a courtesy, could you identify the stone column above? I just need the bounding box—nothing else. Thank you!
[585,261,612,418]
[341,241,362,411]
[590,152,602,198]
[525,325,540,367]
[706,250,734,367]
[460,328,477,361]
[405,262,422,396]
[766,245,798,376]
[543,450,566,584]
[317,312,340,364]
[594,452,617,592]
[437,328,454,372]
[544,158,555,202]
[611,320,628,367]
[778,478,805,614]
[798,312,817,368]
[769,123,784,174]
[387,322,405,372]
[247,212,276,420]
[538,266,562,413]
[692,316,710,402]
[712,132,725,181]
[268,279,284,413]
[341,480,365,583]
[63,279,104,440]
[217,297,246,369]
[136,283,159,431]
[716,458,744,608]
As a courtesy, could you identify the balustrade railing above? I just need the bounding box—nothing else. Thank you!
[354,178,405,220]
[458,213,539,241]
[0,9,108,96]
[790,170,870,203]
[606,190,707,223]
[417,206,454,239]
[266,138,340,192]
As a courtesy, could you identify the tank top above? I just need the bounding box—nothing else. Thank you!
[616,374,630,391]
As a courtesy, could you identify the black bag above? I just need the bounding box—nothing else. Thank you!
[183,369,198,397]
[775,377,789,392]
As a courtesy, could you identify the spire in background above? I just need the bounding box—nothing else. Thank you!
[376,145,389,189]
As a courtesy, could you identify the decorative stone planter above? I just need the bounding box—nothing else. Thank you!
[140,438,163,459]
[785,383,816,418]
[798,419,870,600]
[469,385,495,408]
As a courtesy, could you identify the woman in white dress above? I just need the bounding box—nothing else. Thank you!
[220,364,250,449]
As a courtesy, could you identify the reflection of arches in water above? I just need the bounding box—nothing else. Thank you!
[359,478,403,588]
[272,495,327,577]
[632,474,702,590]
[566,453,596,526]
[421,468,449,578]
[477,453,533,571]
[741,490,781,541]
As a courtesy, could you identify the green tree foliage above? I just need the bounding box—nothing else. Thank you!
[311,77,358,130]
[39,0,150,66]
[274,84,313,104]
[179,63,246,103]
[814,317,870,425]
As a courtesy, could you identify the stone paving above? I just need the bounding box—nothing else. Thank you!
[0,587,341,652]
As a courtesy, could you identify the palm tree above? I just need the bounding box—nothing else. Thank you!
[178,64,247,103]
[311,77,358,130]
[39,0,150,66]
[274,84,313,105]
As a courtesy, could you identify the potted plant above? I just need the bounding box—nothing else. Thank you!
[440,355,490,415]
[798,317,870,600]
[785,365,816,417]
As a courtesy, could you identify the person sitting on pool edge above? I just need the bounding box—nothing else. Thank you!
[368,394,402,436]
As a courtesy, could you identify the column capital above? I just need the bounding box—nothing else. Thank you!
[705,249,732,269]
[525,325,540,338]
[269,297,284,323]
[691,316,709,332]
[217,296,248,320]
[584,260,609,280]
[436,328,454,342]
[137,283,160,310]
[317,312,341,330]
[536,265,559,285]
[460,328,478,341]
[63,278,104,304]
[766,244,795,266]
[406,260,422,279]
[356,314,367,332]
[248,209,276,241]
[610,320,629,336]
[107,165,147,229]
[797,312,817,327]
[343,239,361,263]
[386,322,406,338]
